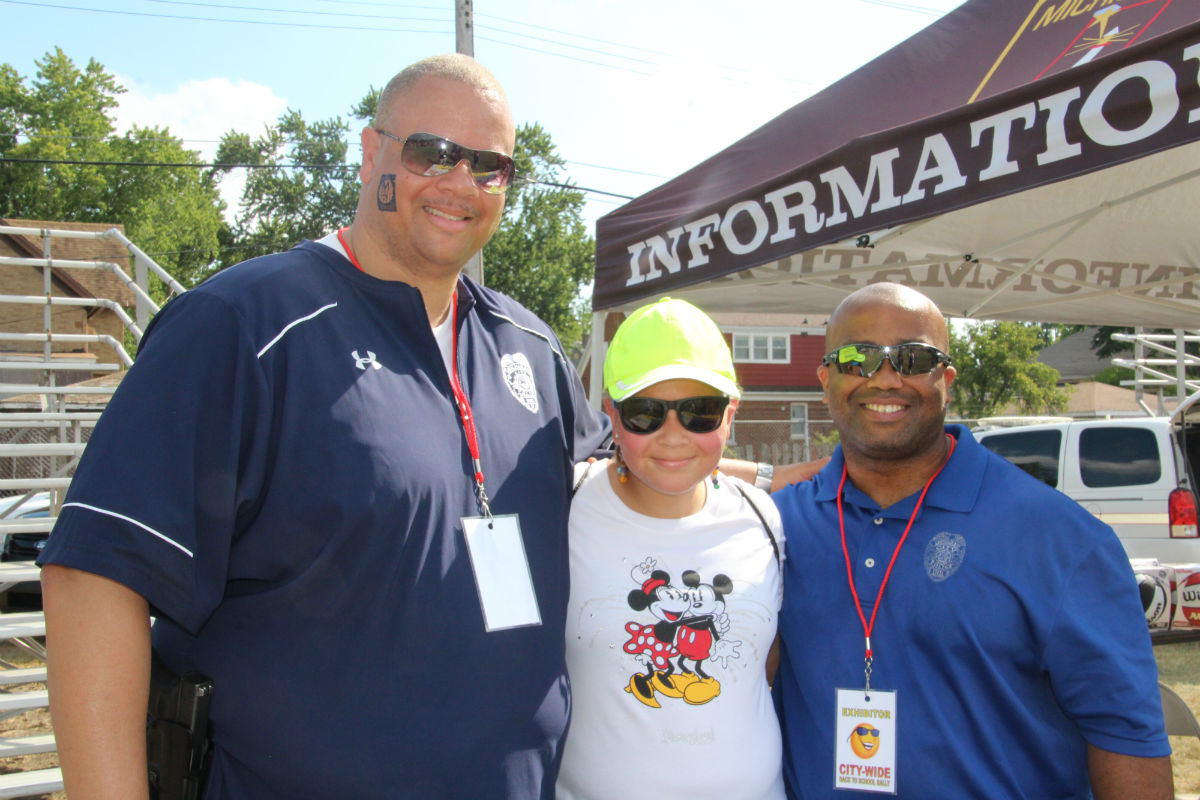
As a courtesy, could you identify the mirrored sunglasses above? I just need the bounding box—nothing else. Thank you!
[374,129,515,194]
[616,395,731,435]
[822,342,952,378]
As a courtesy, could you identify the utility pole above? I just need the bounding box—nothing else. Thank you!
[455,0,474,57]
[456,0,483,285]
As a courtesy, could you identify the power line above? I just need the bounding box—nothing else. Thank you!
[476,35,652,76]
[858,0,950,15]
[142,0,446,23]
[564,160,669,180]
[22,0,665,73]
[307,0,440,6]
[0,156,631,199]
[308,0,439,7]
[0,0,449,33]
[536,181,632,201]
[10,132,228,144]
[0,156,349,170]
[8,133,663,180]
[474,13,794,86]
[142,0,688,81]
[476,11,676,61]
[472,23,656,69]
[1,0,808,83]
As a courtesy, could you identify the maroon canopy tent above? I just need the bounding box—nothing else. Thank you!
[592,0,1200,340]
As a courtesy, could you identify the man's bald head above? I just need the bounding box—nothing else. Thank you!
[826,283,950,351]
[374,54,510,131]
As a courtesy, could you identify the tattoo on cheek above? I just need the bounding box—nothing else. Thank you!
[377,173,397,211]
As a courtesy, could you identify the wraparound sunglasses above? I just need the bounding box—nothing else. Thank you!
[822,342,952,378]
[615,395,731,435]
[374,130,515,194]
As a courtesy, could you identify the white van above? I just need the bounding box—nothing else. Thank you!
[972,394,1199,564]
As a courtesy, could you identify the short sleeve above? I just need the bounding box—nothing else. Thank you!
[38,291,272,634]
[1042,531,1170,756]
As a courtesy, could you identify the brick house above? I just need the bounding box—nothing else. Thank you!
[712,312,834,463]
[0,218,135,378]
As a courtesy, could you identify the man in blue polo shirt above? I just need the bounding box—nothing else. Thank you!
[38,55,609,799]
[772,283,1172,799]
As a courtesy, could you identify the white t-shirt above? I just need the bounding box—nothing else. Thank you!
[557,461,786,800]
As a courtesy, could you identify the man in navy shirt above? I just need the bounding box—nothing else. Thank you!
[40,54,611,799]
[771,283,1172,799]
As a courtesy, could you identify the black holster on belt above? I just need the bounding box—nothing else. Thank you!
[146,649,213,800]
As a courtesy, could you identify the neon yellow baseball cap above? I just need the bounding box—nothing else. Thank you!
[603,297,741,402]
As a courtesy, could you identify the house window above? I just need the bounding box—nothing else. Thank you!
[733,333,789,363]
[790,403,809,440]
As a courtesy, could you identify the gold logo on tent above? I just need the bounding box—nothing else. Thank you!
[970,0,1169,103]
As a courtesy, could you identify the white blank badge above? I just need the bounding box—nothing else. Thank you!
[835,688,897,794]
[462,514,542,632]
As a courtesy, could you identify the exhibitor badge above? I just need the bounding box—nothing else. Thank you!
[835,688,897,794]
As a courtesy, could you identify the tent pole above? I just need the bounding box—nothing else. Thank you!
[589,311,607,409]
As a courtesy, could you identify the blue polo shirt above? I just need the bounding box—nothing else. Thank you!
[40,241,610,799]
[771,425,1167,800]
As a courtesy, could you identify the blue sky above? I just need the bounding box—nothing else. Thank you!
[1,0,964,231]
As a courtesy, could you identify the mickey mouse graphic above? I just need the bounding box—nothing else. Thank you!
[623,557,741,707]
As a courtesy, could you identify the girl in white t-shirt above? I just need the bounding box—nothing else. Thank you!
[557,297,785,800]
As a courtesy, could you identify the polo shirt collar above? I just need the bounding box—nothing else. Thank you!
[813,424,984,515]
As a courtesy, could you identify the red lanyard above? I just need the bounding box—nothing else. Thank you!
[336,227,364,271]
[837,433,955,694]
[446,291,492,519]
[338,227,490,518]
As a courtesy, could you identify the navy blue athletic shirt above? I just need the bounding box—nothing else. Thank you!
[41,241,610,798]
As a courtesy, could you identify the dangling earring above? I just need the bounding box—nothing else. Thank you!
[615,445,629,484]
[711,469,720,489]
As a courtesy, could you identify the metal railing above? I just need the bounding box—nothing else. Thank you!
[0,224,178,508]
[1112,328,1200,416]
[0,224,178,793]
[0,225,185,326]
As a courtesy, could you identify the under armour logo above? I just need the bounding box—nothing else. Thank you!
[352,350,381,370]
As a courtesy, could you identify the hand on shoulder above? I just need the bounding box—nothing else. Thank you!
[773,458,830,490]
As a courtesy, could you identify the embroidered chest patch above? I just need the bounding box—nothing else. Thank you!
[923,531,966,582]
[501,352,538,413]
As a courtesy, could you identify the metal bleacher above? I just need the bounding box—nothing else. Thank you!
[0,223,185,797]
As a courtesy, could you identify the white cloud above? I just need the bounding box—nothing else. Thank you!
[112,76,289,223]
[113,76,287,156]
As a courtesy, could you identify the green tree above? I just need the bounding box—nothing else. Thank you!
[219,104,596,348]
[1033,322,1083,348]
[215,110,360,263]
[949,321,1069,419]
[484,122,594,349]
[0,49,226,293]
[1093,364,1137,387]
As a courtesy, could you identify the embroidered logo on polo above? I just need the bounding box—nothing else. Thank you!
[352,350,382,371]
[501,352,538,413]
[923,531,966,582]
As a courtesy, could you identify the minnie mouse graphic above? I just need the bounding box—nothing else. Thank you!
[623,557,741,707]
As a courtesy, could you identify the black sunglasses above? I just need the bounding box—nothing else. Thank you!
[374,130,515,194]
[822,342,952,378]
[615,396,731,435]
[854,726,879,737]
